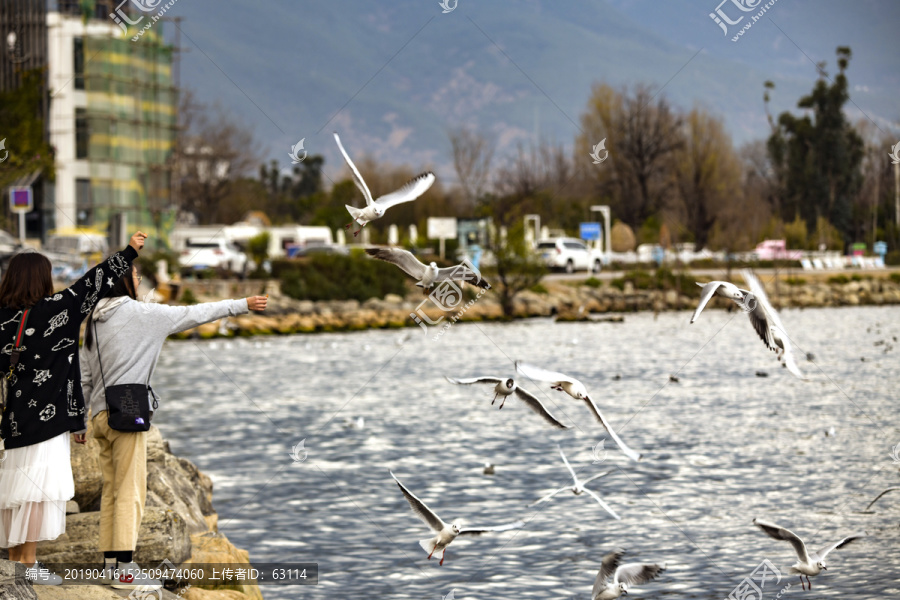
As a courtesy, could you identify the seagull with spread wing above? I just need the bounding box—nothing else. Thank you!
[390,471,524,566]
[445,375,569,429]
[752,518,865,590]
[690,281,749,323]
[740,270,806,380]
[591,549,666,600]
[530,445,620,520]
[515,361,642,461]
[333,132,435,236]
[366,247,490,293]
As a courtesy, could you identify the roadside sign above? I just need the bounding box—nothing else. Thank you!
[427,217,457,240]
[9,187,32,213]
[873,241,887,256]
[580,222,601,241]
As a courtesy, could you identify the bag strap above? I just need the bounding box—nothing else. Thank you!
[7,308,30,377]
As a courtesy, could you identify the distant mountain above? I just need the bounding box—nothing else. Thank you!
[166,0,900,182]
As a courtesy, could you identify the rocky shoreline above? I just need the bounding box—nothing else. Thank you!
[171,274,900,338]
[0,424,261,600]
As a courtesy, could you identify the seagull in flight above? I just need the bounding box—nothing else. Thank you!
[390,471,524,566]
[366,247,490,293]
[690,281,749,323]
[752,518,865,590]
[530,445,620,520]
[740,270,806,380]
[334,132,435,236]
[592,549,666,600]
[865,487,900,511]
[445,375,569,429]
[515,361,642,461]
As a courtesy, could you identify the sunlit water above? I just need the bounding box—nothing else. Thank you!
[152,306,900,599]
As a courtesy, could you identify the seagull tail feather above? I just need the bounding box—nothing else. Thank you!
[419,537,438,555]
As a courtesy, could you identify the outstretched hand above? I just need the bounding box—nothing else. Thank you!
[247,296,268,312]
[129,231,148,252]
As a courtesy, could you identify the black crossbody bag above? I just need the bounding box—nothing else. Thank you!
[93,320,158,432]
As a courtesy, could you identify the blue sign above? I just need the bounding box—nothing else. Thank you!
[580,222,601,241]
[873,241,887,256]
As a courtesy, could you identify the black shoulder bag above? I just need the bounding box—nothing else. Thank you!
[1,308,30,413]
[92,320,158,432]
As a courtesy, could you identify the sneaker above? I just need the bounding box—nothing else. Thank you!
[111,562,162,592]
[25,561,63,586]
[99,564,116,585]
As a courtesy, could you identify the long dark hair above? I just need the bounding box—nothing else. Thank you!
[0,252,53,309]
[84,264,137,350]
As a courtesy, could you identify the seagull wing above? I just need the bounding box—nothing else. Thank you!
[596,550,626,589]
[529,486,570,507]
[333,132,374,206]
[753,519,811,563]
[445,376,503,385]
[513,387,570,429]
[557,445,578,483]
[777,331,807,380]
[365,247,427,280]
[691,281,725,323]
[816,531,865,560]
[390,471,446,533]
[515,361,579,386]
[582,396,642,461]
[741,270,779,351]
[434,264,491,289]
[584,487,621,520]
[865,487,900,511]
[458,520,524,536]
[374,172,435,209]
[581,469,614,486]
[613,562,666,586]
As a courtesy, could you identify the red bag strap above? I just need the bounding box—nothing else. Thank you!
[14,309,30,349]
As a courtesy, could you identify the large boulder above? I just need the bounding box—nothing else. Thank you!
[0,559,38,600]
[71,419,104,512]
[36,507,191,566]
[146,428,215,534]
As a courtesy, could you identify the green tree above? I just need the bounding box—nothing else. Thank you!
[246,231,270,266]
[766,47,864,247]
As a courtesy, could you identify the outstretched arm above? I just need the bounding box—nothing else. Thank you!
[63,231,146,317]
[149,297,264,336]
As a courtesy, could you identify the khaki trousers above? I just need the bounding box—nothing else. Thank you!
[91,411,147,552]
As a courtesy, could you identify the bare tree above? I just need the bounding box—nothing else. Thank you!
[176,90,259,224]
[449,127,495,208]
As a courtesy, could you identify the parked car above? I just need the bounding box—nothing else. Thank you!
[536,237,602,273]
[0,229,23,271]
[43,233,108,257]
[179,238,248,274]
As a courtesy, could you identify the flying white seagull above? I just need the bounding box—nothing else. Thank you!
[366,247,490,293]
[445,375,569,429]
[865,487,900,511]
[515,361,642,461]
[690,281,749,323]
[390,471,524,566]
[741,270,806,380]
[591,549,666,600]
[530,445,620,520]
[752,518,865,591]
[333,132,435,236]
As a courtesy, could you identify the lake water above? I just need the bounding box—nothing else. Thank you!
[152,305,900,599]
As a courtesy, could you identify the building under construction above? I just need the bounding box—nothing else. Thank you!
[0,0,178,245]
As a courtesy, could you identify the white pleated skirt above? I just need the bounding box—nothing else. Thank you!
[0,432,74,547]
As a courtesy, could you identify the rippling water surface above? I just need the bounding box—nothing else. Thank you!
[151,306,900,599]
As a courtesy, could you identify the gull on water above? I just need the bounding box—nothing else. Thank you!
[445,375,569,429]
[333,132,435,236]
[366,247,491,293]
[530,445,620,520]
[740,270,807,380]
[752,518,865,590]
[592,549,666,600]
[515,361,642,461]
[390,471,524,566]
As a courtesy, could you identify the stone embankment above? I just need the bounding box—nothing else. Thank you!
[170,275,900,338]
[0,425,261,600]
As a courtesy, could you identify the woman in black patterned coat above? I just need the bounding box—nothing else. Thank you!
[0,231,146,582]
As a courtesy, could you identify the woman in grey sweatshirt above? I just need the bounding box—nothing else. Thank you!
[80,264,267,591]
